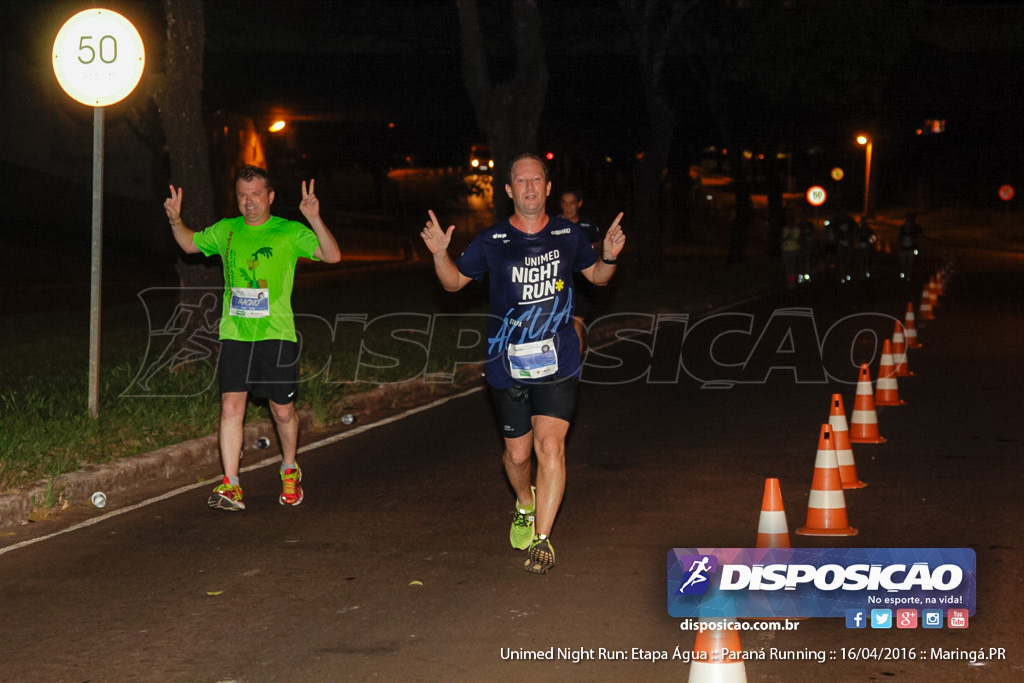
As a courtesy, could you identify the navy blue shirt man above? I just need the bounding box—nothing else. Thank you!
[420,153,625,574]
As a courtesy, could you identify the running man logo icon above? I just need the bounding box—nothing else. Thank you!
[677,555,718,595]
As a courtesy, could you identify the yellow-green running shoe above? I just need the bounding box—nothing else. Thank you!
[208,478,245,511]
[523,535,555,574]
[279,466,304,506]
[509,485,536,550]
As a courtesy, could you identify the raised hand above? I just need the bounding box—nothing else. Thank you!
[421,209,456,255]
[602,212,626,259]
[164,185,183,224]
[299,179,320,220]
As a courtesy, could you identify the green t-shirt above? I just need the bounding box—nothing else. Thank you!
[193,216,320,342]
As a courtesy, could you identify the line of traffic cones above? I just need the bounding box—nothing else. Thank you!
[712,261,959,682]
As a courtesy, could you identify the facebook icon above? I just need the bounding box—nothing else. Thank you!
[846,609,867,629]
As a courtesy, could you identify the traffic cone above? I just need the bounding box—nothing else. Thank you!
[756,478,790,548]
[849,363,886,443]
[874,339,905,407]
[796,424,857,536]
[903,303,921,349]
[688,618,747,683]
[828,393,866,489]
[892,321,912,377]
[919,285,935,320]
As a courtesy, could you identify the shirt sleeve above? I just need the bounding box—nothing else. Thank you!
[454,235,489,281]
[573,228,599,271]
[293,222,321,260]
[192,221,224,257]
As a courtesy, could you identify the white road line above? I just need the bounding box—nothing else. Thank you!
[0,386,484,557]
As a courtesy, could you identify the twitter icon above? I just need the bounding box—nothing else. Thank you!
[870,609,893,629]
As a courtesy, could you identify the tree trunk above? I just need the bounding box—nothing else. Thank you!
[455,0,548,225]
[157,0,221,322]
[633,95,675,274]
[764,145,786,259]
[618,0,696,275]
[726,144,752,265]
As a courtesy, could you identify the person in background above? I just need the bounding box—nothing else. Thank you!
[559,189,603,350]
[780,209,801,289]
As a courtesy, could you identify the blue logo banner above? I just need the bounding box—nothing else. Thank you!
[667,548,976,618]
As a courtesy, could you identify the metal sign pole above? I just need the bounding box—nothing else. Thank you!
[88,106,104,419]
[53,8,144,419]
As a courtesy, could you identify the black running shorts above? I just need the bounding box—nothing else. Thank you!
[489,376,579,439]
[218,339,299,405]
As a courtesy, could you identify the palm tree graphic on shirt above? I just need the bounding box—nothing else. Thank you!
[240,246,274,288]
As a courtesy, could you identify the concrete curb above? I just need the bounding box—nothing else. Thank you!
[0,416,311,528]
[0,368,486,529]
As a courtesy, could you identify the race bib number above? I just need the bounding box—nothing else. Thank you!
[508,337,558,379]
[229,287,270,318]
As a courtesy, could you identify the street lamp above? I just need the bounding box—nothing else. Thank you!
[857,135,872,218]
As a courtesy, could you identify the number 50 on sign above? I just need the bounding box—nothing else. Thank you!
[52,8,145,107]
[805,185,827,207]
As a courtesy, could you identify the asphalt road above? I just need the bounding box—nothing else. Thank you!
[1,248,1022,682]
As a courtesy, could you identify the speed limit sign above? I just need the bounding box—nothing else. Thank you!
[52,9,145,107]
[806,185,827,206]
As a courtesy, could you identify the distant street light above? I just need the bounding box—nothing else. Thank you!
[857,135,873,218]
[268,120,286,132]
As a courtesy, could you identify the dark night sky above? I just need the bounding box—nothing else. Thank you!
[194,1,1024,186]
[7,1,1024,190]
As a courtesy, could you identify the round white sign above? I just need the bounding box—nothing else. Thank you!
[52,8,145,107]
[806,185,827,207]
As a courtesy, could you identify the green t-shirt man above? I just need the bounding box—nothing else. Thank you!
[193,215,320,342]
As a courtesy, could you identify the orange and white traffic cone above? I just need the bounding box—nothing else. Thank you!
[892,321,912,377]
[919,285,935,320]
[849,363,886,443]
[828,393,866,489]
[756,478,791,548]
[904,303,921,349]
[874,339,905,407]
[796,424,857,536]
[687,619,747,683]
